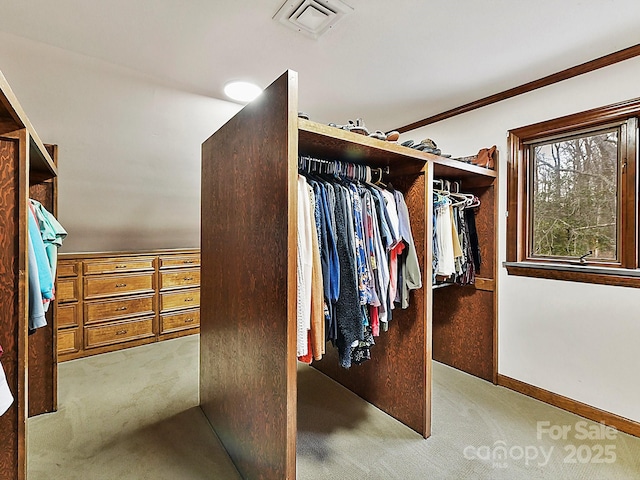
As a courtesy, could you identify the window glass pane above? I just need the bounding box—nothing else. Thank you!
[531,129,618,260]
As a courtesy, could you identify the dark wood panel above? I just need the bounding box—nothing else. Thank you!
[313,173,430,437]
[28,180,56,417]
[470,185,496,277]
[27,310,55,417]
[200,71,298,480]
[396,43,640,133]
[0,139,20,479]
[433,288,494,382]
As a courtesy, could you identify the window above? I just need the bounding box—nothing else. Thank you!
[531,126,620,262]
[506,98,640,287]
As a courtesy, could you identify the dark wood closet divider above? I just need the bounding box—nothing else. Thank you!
[200,71,299,480]
[200,70,432,480]
[0,71,58,480]
[432,172,497,383]
[200,69,498,480]
[0,135,24,480]
[28,144,58,417]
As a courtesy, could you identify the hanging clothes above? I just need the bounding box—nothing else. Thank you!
[28,235,47,330]
[394,189,422,309]
[28,208,54,301]
[465,207,481,273]
[30,199,67,280]
[307,183,325,362]
[434,196,455,277]
[333,183,362,368]
[296,175,313,358]
[27,199,68,332]
[432,182,481,286]
[380,187,403,322]
[297,156,423,368]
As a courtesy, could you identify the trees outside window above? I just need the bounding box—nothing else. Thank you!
[506,98,640,286]
[531,128,619,261]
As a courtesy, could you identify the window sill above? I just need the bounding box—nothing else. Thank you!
[503,261,640,288]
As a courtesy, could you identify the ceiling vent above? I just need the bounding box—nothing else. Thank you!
[274,0,353,39]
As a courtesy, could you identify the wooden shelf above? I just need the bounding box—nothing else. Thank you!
[0,70,57,183]
[432,156,497,180]
[298,119,426,175]
[29,136,58,184]
[298,119,497,183]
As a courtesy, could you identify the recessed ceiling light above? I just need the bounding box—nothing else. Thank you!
[223,81,263,103]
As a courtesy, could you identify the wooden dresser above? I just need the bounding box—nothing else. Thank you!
[55,249,200,361]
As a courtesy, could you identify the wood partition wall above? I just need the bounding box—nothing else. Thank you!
[0,71,58,480]
[27,144,58,417]
[200,70,497,480]
[432,179,497,382]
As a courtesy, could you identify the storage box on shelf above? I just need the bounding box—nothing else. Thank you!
[55,249,200,361]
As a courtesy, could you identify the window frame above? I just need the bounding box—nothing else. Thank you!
[505,98,640,287]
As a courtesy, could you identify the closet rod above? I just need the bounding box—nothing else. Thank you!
[298,154,390,183]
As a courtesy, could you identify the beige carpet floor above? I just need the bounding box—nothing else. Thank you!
[27,335,241,480]
[28,335,640,479]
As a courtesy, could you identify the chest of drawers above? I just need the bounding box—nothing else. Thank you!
[55,249,200,361]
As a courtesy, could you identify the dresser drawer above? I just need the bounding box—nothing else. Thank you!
[84,316,155,349]
[160,288,200,312]
[58,327,80,355]
[57,302,79,328]
[160,309,200,334]
[57,277,80,303]
[84,294,155,325]
[83,257,154,275]
[84,273,154,299]
[159,269,200,290]
[57,261,78,278]
[159,254,200,269]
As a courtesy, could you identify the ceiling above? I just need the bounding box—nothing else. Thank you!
[1,0,640,132]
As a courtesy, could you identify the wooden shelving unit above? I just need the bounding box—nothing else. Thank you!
[0,69,58,480]
[200,70,498,479]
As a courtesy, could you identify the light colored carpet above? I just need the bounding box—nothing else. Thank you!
[28,335,640,479]
[27,336,241,480]
[297,362,640,479]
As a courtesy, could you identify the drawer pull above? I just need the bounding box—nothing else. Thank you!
[185,318,194,323]
[183,260,194,264]
[116,306,128,311]
[115,329,128,336]
[183,277,194,281]
[185,297,194,302]
[115,265,127,269]
[115,283,127,288]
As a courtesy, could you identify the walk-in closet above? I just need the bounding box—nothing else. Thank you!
[200,70,497,479]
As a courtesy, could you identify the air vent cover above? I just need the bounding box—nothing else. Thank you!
[274,0,353,39]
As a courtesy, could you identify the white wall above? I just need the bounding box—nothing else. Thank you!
[405,56,640,423]
[0,32,242,252]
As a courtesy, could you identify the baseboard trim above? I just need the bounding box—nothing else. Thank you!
[497,374,640,438]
